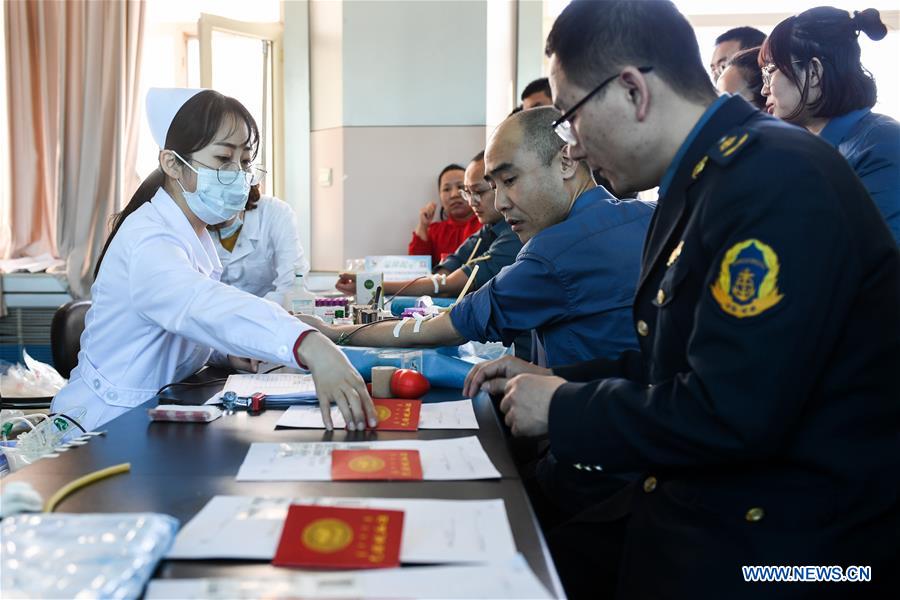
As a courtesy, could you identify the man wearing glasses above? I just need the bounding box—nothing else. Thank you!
[465,1,900,598]
[304,107,653,370]
[334,151,521,300]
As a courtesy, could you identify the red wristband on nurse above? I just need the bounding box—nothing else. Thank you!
[293,329,316,369]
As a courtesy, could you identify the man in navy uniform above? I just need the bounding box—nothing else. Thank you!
[465,1,900,598]
[306,107,654,368]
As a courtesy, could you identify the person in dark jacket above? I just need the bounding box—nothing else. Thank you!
[760,6,900,243]
[465,2,900,598]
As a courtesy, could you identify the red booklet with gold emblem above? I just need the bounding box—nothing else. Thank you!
[371,399,421,431]
[330,449,424,481]
[273,505,404,569]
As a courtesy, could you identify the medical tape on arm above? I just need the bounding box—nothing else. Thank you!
[391,313,430,338]
[412,312,427,333]
[393,317,412,338]
[430,273,448,294]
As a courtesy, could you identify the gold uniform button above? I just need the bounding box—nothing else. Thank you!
[656,289,666,304]
[643,476,657,493]
[745,507,765,522]
[636,320,649,337]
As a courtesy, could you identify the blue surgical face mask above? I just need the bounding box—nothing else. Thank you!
[171,152,250,225]
[215,216,243,239]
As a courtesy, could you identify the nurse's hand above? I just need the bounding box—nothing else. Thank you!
[296,331,376,431]
[228,355,260,373]
[335,272,356,295]
[463,355,552,398]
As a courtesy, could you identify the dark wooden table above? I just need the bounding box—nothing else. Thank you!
[2,368,563,597]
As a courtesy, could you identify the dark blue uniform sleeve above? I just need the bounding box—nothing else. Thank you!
[850,124,900,244]
[548,155,874,473]
[435,234,477,273]
[460,230,522,289]
[449,253,566,346]
[552,350,646,383]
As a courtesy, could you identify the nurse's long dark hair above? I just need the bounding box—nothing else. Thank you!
[94,90,260,278]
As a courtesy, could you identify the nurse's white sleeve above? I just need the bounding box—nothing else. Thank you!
[128,232,311,366]
[265,200,309,303]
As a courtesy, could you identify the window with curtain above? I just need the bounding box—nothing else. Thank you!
[0,2,10,260]
[135,0,282,193]
[4,0,146,298]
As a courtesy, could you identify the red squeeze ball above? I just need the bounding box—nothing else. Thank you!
[390,369,430,399]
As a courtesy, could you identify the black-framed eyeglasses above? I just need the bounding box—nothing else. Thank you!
[551,66,653,144]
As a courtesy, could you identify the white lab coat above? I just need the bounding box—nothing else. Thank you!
[51,188,311,430]
[210,195,309,306]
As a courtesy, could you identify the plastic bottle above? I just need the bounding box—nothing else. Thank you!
[283,272,316,315]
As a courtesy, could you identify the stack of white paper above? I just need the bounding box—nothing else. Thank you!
[167,496,517,564]
[206,373,317,406]
[235,436,501,481]
[145,555,553,599]
[275,399,479,430]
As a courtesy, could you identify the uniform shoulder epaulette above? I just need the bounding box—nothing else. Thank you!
[706,128,758,167]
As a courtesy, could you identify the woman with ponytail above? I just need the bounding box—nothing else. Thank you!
[53,88,377,432]
[760,7,900,243]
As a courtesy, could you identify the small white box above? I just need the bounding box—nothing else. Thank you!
[356,271,383,305]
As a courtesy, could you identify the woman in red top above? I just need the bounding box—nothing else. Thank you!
[408,164,480,266]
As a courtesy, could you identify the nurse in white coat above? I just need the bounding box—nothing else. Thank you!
[209,189,309,305]
[51,88,375,431]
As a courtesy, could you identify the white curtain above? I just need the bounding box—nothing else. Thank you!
[0,1,11,262]
[5,0,145,298]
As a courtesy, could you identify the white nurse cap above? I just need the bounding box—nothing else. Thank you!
[146,87,206,149]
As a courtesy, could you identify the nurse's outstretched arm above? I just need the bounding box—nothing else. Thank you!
[295,331,377,431]
[127,233,374,430]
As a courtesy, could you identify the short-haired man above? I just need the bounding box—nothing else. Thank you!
[467,1,900,598]
[710,25,766,81]
[306,107,653,368]
[521,77,553,109]
[335,152,522,298]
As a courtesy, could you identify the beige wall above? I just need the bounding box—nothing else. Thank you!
[309,0,343,131]
[310,128,345,271]
[0,1,10,258]
[310,125,486,272]
[516,0,545,100]
[341,126,486,267]
[306,0,489,271]
[485,0,518,138]
[283,0,313,265]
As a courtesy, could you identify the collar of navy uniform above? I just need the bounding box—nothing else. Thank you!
[153,187,220,278]
[657,93,730,199]
[489,219,511,238]
[820,108,871,148]
[567,185,611,219]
